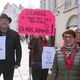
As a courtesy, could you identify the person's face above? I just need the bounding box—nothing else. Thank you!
[33,34,40,39]
[0,18,9,29]
[63,34,75,47]
[41,36,45,40]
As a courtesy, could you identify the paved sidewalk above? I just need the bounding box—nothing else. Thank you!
[0,41,29,80]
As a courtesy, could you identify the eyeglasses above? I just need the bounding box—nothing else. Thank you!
[63,36,74,39]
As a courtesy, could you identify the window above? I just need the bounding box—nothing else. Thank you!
[75,0,79,4]
[65,0,71,9]
[64,0,78,9]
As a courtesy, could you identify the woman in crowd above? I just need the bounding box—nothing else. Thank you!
[30,34,48,80]
[51,30,80,80]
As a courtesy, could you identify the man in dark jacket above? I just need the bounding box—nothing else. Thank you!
[0,13,22,80]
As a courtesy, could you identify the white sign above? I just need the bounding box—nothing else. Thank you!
[42,47,55,69]
[0,36,6,60]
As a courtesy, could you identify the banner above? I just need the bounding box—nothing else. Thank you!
[18,9,55,36]
[42,47,55,69]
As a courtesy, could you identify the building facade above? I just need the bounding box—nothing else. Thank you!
[40,0,79,47]
[40,0,56,46]
[40,0,54,11]
[2,3,23,32]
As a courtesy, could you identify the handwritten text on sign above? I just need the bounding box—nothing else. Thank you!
[42,47,55,69]
[0,36,6,60]
[18,9,55,36]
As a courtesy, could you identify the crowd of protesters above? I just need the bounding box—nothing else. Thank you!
[28,29,80,80]
[0,13,80,80]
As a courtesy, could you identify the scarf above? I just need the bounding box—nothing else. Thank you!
[61,44,77,69]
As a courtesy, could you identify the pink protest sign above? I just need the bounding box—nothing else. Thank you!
[18,9,55,36]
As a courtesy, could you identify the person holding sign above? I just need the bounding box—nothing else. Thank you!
[51,30,80,80]
[30,35,42,80]
[41,36,49,80]
[28,35,34,80]
[0,13,22,80]
[75,28,80,47]
[30,34,48,80]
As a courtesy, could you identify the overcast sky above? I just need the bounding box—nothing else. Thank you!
[0,0,40,13]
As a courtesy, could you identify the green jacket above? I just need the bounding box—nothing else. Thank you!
[51,47,80,80]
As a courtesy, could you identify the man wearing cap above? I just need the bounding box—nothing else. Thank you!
[0,13,22,80]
